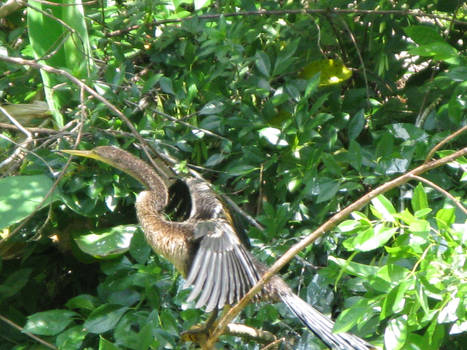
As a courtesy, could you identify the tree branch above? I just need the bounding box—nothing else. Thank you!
[0,314,57,350]
[206,146,467,348]
[410,175,467,215]
[107,8,466,37]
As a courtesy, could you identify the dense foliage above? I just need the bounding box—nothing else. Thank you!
[0,0,466,349]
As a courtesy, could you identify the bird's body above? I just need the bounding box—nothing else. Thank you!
[63,146,374,350]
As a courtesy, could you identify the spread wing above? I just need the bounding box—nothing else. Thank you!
[184,220,260,312]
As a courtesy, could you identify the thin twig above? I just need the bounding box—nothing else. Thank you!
[338,16,370,105]
[0,106,33,170]
[107,8,466,36]
[207,146,467,348]
[0,55,163,179]
[0,123,63,134]
[0,314,57,350]
[425,124,467,162]
[6,88,87,238]
[410,175,467,215]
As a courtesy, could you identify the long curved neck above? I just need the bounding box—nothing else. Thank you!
[114,153,169,210]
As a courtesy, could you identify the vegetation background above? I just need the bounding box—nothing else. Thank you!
[0,0,465,349]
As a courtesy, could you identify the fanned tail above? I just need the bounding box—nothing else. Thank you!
[279,292,374,350]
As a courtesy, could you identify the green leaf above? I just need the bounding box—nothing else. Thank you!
[159,77,174,95]
[259,127,288,146]
[334,298,374,333]
[385,316,408,350]
[301,73,318,99]
[438,297,460,323]
[194,0,211,10]
[98,336,120,350]
[316,179,339,204]
[409,42,458,62]
[348,140,362,171]
[0,175,60,229]
[0,268,32,300]
[378,264,410,285]
[199,100,225,115]
[66,294,98,311]
[435,208,455,229]
[56,325,87,350]
[129,229,151,264]
[343,225,397,252]
[404,25,444,45]
[27,0,94,127]
[381,281,412,319]
[371,195,396,223]
[328,256,378,278]
[255,51,271,78]
[24,310,78,336]
[114,312,148,348]
[73,225,137,258]
[375,132,394,158]
[137,323,155,350]
[412,183,428,212]
[348,109,365,140]
[84,304,129,334]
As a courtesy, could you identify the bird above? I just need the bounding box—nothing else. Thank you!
[61,145,374,350]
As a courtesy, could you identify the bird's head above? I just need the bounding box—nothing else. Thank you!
[61,146,131,174]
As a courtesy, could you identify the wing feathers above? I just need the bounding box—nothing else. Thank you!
[185,220,260,311]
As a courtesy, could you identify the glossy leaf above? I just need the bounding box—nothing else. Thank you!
[56,325,87,350]
[348,109,365,140]
[84,304,129,334]
[0,175,60,229]
[73,225,137,258]
[343,225,397,252]
[24,310,78,336]
[385,316,408,350]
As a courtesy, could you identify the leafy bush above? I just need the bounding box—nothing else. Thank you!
[0,0,465,349]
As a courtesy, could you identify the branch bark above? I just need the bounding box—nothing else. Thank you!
[107,8,466,37]
[206,146,467,348]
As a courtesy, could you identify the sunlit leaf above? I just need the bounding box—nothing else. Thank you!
[73,225,138,258]
[371,195,396,222]
[27,0,94,127]
[259,127,288,146]
[385,316,408,350]
[299,59,352,86]
[0,175,60,230]
[412,183,428,211]
[344,225,397,252]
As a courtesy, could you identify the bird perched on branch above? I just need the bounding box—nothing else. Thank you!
[62,146,374,350]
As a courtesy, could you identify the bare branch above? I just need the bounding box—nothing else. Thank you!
[207,146,467,347]
[108,8,466,37]
[0,314,57,350]
[410,175,467,215]
[425,125,467,162]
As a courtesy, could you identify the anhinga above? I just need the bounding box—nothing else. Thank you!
[62,146,374,350]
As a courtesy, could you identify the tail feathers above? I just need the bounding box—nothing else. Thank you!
[280,292,373,350]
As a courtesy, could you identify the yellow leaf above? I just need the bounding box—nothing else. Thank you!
[299,59,352,86]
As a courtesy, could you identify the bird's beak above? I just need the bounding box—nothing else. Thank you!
[60,149,100,161]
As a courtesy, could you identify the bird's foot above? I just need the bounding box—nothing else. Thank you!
[181,309,219,346]
[180,324,211,344]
